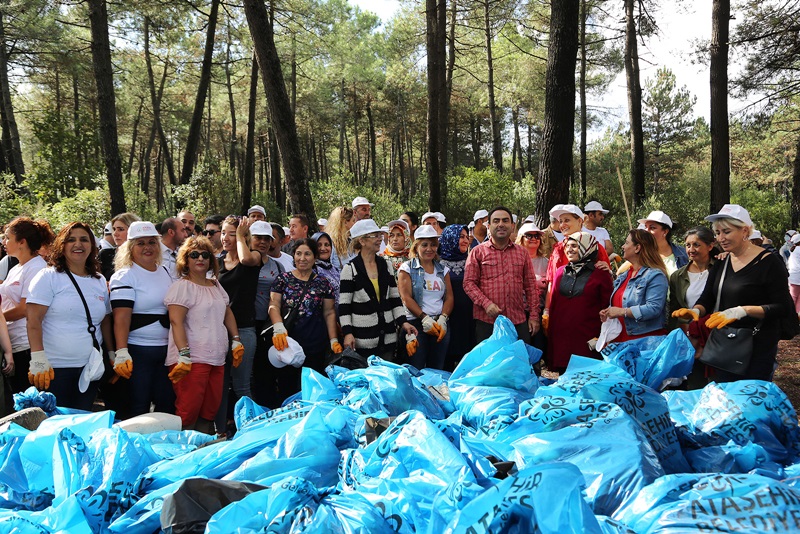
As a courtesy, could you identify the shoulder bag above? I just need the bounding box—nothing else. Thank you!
[699,257,759,376]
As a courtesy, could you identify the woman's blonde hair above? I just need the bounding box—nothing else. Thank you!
[515,231,545,257]
[175,236,219,278]
[629,229,668,277]
[711,217,752,238]
[111,212,141,228]
[327,206,354,257]
[409,237,440,260]
[114,235,163,271]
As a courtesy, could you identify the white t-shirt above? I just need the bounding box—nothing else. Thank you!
[398,263,450,320]
[686,270,709,308]
[27,268,111,368]
[273,252,295,272]
[109,263,173,346]
[0,255,47,351]
[583,226,611,249]
[788,246,800,285]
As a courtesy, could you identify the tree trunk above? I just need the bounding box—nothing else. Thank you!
[290,35,297,118]
[484,0,502,172]
[179,0,220,185]
[792,132,800,228]
[352,84,361,184]
[470,114,481,169]
[225,20,238,174]
[0,13,24,183]
[367,98,377,181]
[127,97,144,180]
[339,78,345,168]
[579,0,588,203]
[710,0,730,212]
[72,72,81,174]
[426,0,447,211]
[144,18,176,187]
[625,0,645,208]
[87,0,125,214]
[535,0,579,227]
[242,53,258,215]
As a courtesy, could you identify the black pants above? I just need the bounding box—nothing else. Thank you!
[474,320,531,345]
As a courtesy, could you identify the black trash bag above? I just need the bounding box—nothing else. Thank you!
[325,347,369,370]
[160,478,266,533]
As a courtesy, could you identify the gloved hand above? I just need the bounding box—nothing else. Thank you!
[406,333,418,356]
[231,340,244,368]
[272,322,288,351]
[671,308,700,322]
[28,350,54,390]
[168,354,192,383]
[113,347,133,379]
[706,306,747,329]
[541,313,549,335]
[330,338,343,354]
[421,315,442,338]
[435,314,448,342]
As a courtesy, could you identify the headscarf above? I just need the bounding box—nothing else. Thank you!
[311,231,333,270]
[382,221,410,257]
[565,231,598,274]
[440,224,468,262]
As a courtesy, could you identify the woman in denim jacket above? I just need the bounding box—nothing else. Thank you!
[397,225,454,370]
[600,229,669,341]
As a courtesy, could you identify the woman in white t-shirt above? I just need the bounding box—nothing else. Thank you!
[109,221,175,417]
[397,225,454,370]
[26,222,113,411]
[0,217,54,398]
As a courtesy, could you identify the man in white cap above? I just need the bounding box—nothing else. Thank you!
[583,201,613,252]
[420,211,445,235]
[471,209,489,249]
[352,196,374,221]
[780,230,797,264]
[540,204,564,258]
[247,205,267,222]
[317,218,327,232]
[99,222,115,250]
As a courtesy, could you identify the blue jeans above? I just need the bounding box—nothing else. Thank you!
[230,327,257,399]
[408,318,450,371]
[49,367,99,412]
[128,344,175,416]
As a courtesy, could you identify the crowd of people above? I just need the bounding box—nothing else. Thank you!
[0,197,796,436]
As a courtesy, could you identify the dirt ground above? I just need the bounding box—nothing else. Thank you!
[775,337,800,410]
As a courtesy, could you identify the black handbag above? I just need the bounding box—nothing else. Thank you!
[698,257,759,376]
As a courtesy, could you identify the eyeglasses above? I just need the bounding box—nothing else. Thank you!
[188,251,212,259]
[524,234,542,240]
[202,230,218,236]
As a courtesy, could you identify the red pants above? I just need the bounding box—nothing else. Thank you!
[171,362,223,429]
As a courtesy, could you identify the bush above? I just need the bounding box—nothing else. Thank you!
[34,187,112,233]
[444,167,537,224]
[311,173,413,224]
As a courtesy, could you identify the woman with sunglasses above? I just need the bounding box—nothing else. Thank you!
[109,221,175,417]
[339,220,418,360]
[164,236,242,433]
[516,222,549,352]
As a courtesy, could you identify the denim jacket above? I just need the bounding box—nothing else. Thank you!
[406,258,447,310]
[670,243,689,269]
[611,266,668,335]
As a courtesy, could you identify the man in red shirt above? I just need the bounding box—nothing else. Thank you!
[464,206,540,343]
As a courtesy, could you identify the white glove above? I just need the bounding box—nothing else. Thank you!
[113,347,133,379]
[272,322,287,335]
[436,314,448,334]
[706,306,748,329]
[421,315,437,333]
[28,350,54,390]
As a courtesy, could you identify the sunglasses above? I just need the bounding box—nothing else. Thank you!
[202,230,219,236]
[188,251,212,259]
[524,234,542,240]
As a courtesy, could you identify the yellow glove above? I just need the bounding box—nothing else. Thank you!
[541,313,549,335]
[406,334,418,356]
[330,338,343,354]
[671,308,700,322]
[706,307,747,329]
[168,354,192,383]
[272,322,289,351]
[28,350,54,390]
[231,340,244,368]
[113,348,133,379]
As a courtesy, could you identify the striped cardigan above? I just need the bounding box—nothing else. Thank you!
[339,253,407,351]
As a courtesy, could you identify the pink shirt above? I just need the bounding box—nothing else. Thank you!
[164,279,230,366]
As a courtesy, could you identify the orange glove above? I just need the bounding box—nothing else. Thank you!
[671,308,700,322]
[406,333,418,356]
[706,307,747,329]
[28,350,54,390]
[272,322,289,351]
[330,338,343,354]
[421,315,442,338]
[435,314,448,342]
[168,355,192,383]
[113,348,133,379]
[231,340,244,368]
[541,313,549,336]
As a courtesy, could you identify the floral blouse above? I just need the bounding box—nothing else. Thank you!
[270,272,334,319]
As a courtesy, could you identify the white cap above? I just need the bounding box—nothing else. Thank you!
[247,205,266,217]
[282,226,290,236]
[519,222,542,235]
[524,215,536,223]
[638,210,673,228]
[268,337,306,368]
[704,204,754,227]
[584,201,609,214]
[127,221,160,240]
[352,196,374,208]
[750,230,762,240]
[380,226,389,233]
[349,219,381,238]
[786,230,797,237]
[385,219,409,233]
[550,204,584,220]
[250,220,274,237]
[414,225,440,240]
[317,218,327,227]
[637,222,646,230]
[468,221,475,229]
[434,212,446,223]
[103,222,112,235]
[791,234,800,245]
[421,211,437,223]
[473,209,489,222]
[512,214,518,224]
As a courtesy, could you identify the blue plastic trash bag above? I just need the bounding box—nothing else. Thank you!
[663,380,800,465]
[538,358,690,473]
[232,395,268,430]
[494,396,664,516]
[301,367,342,402]
[13,386,58,416]
[613,472,800,532]
[442,463,603,533]
[108,479,184,533]
[426,480,488,534]
[600,330,695,390]
[18,410,114,500]
[0,494,93,533]
[309,491,396,533]
[144,429,217,460]
[685,439,787,477]
[449,384,535,436]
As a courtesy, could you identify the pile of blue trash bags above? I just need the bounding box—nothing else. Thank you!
[3,315,800,533]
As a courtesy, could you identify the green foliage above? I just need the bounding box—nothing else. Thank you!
[444,167,537,223]
[311,173,421,224]
[0,173,34,224]
[34,187,111,233]
[732,179,791,242]
[172,164,242,219]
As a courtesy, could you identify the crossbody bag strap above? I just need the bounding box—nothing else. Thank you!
[713,256,729,313]
[65,269,101,351]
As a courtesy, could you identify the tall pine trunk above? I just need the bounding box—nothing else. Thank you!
[0,13,23,183]
[578,0,588,203]
[710,0,730,212]
[242,53,258,214]
[88,0,125,214]
[484,0,502,172]
[426,0,447,211]
[625,0,645,208]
